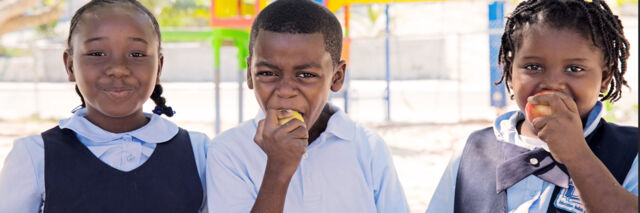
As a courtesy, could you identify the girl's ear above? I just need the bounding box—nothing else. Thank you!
[600,68,613,93]
[63,49,75,82]
[156,53,164,83]
[246,57,254,89]
[330,60,347,92]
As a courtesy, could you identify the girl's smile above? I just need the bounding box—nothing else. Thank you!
[510,25,610,137]
[63,6,162,133]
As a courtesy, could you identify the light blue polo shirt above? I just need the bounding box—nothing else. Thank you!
[206,108,410,213]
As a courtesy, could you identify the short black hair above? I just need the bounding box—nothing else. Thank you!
[67,0,174,117]
[496,0,630,103]
[249,0,343,65]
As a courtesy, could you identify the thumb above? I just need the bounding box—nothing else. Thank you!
[253,120,265,151]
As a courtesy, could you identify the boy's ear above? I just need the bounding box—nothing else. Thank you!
[63,50,75,82]
[156,53,164,83]
[246,57,254,89]
[600,68,613,93]
[330,60,347,92]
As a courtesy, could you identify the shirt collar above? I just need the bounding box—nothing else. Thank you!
[493,101,605,144]
[252,104,355,142]
[59,108,179,143]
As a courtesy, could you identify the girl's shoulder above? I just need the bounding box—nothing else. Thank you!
[184,129,211,150]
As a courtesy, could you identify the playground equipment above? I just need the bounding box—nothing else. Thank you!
[163,0,509,133]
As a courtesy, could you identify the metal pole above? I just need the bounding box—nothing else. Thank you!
[214,39,221,134]
[384,4,391,121]
[238,68,243,123]
[457,33,462,122]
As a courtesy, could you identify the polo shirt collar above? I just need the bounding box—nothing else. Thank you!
[58,108,179,143]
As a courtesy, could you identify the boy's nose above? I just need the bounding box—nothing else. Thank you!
[276,78,297,98]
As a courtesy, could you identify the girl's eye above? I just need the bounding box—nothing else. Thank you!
[131,52,146,57]
[296,72,316,78]
[565,65,585,73]
[87,52,105,56]
[524,64,542,71]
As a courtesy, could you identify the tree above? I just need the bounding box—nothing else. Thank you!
[0,0,64,37]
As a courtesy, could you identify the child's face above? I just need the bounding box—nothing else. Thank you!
[247,31,345,128]
[64,7,162,119]
[509,25,611,121]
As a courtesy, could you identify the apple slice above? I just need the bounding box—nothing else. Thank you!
[278,110,304,125]
[525,91,555,121]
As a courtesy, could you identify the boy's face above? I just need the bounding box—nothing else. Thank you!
[509,25,611,121]
[247,31,345,128]
[64,7,162,120]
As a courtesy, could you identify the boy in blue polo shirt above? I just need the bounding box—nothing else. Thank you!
[206,0,409,212]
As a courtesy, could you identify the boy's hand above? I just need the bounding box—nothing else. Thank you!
[528,92,590,164]
[254,109,309,176]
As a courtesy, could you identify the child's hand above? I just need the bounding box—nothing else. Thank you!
[528,92,590,164]
[254,109,309,176]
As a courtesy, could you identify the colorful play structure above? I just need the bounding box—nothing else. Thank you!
[162,0,509,133]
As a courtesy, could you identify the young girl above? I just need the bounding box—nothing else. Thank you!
[0,0,208,212]
[427,0,637,212]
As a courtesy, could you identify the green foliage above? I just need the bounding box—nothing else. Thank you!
[139,0,211,27]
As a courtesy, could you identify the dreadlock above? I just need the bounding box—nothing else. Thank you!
[496,0,630,103]
[66,0,174,117]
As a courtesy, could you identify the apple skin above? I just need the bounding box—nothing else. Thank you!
[525,91,555,121]
[278,110,304,125]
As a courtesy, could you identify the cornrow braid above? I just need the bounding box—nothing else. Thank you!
[150,84,175,117]
[495,0,630,103]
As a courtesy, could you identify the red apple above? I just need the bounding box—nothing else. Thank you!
[525,91,555,121]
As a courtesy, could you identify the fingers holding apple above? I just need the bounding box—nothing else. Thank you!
[525,90,555,122]
[525,91,587,164]
[255,109,308,176]
[278,110,304,125]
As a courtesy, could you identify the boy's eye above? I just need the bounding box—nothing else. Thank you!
[565,65,584,73]
[87,52,105,56]
[131,52,146,57]
[257,71,277,77]
[296,72,316,78]
[524,64,542,71]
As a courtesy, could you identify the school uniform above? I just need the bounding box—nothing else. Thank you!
[0,108,209,213]
[426,102,638,213]
[206,105,410,213]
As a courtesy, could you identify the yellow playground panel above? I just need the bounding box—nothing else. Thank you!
[324,0,454,12]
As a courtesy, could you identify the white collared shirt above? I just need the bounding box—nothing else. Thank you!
[0,108,210,213]
[206,108,410,213]
[426,102,638,213]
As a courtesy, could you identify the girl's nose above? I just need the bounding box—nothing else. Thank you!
[540,69,567,91]
[105,57,130,78]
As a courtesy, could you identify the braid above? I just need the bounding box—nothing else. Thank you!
[75,84,85,107]
[496,0,630,103]
[495,0,545,93]
[150,84,175,117]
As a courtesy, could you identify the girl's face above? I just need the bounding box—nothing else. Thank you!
[509,25,611,122]
[64,7,162,122]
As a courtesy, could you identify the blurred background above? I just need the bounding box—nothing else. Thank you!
[0,0,637,212]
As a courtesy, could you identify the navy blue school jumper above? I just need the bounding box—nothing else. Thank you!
[453,119,638,213]
[41,126,203,213]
